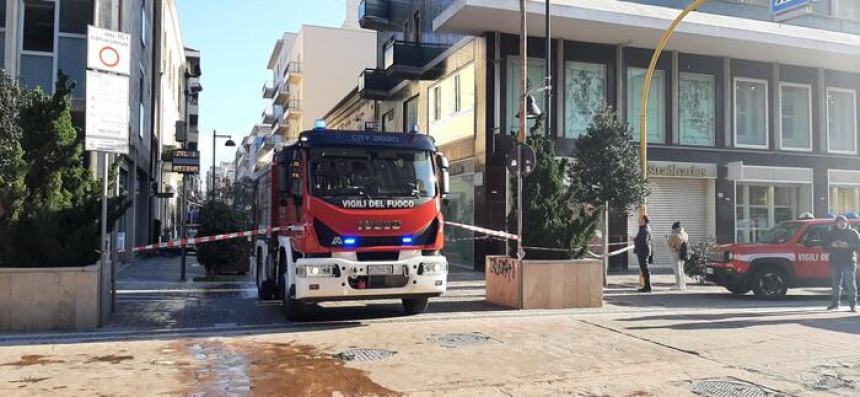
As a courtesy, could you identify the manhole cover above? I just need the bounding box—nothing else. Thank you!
[334,349,396,362]
[689,378,785,397]
[428,333,498,348]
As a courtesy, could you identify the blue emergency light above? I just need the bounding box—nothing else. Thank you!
[314,119,327,130]
[343,237,358,247]
[401,236,414,245]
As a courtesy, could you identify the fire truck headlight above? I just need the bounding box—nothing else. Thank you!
[296,264,339,278]
[419,262,447,275]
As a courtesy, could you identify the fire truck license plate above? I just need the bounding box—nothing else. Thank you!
[367,265,394,275]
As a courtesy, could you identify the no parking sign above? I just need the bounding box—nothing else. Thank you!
[87,26,131,76]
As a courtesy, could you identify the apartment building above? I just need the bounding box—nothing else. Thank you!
[344,0,860,270]
[261,2,376,140]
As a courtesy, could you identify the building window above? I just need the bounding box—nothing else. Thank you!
[139,73,145,139]
[834,0,860,21]
[827,87,857,154]
[506,57,546,136]
[779,83,812,151]
[404,95,419,132]
[454,74,462,112]
[57,37,86,97]
[432,86,441,121]
[382,110,394,132]
[736,184,802,243]
[141,0,147,46]
[0,0,6,68]
[23,0,54,52]
[679,73,715,146]
[627,67,665,143]
[564,62,606,139]
[59,0,92,34]
[831,186,860,216]
[734,78,769,149]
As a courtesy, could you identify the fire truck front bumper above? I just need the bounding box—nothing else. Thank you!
[292,256,448,301]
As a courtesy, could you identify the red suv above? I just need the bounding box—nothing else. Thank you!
[706,218,860,298]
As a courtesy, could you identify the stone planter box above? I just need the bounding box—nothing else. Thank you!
[0,263,104,332]
[485,256,603,309]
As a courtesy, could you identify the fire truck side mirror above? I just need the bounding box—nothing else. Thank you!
[437,154,450,196]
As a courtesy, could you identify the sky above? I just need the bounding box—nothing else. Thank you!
[176,0,349,190]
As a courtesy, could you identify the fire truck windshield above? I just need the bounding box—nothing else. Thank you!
[308,147,437,199]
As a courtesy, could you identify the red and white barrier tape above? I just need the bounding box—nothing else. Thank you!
[444,221,520,241]
[124,227,281,253]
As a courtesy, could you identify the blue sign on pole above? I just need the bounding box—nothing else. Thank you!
[772,0,810,15]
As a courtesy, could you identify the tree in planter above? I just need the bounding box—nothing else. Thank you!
[0,73,129,268]
[509,117,601,259]
[569,108,649,214]
[196,200,251,276]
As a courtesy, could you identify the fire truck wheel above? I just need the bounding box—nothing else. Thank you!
[751,266,789,299]
[402,297,429,314]
[283,285,305,321]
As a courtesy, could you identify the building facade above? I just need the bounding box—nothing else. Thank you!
[1,0,160,255]
[261,21,376,140]
[345,0,860,270]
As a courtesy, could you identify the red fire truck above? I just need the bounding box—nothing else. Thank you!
[251,127,450,319]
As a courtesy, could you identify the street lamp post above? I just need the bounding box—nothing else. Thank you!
[211,130,236,200]
[638,0,708,218]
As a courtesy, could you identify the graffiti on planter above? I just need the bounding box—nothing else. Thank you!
[490,257,517,280]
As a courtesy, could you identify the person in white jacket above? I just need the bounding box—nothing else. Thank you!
[666,221,689,290]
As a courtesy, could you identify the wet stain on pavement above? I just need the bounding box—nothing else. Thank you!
[86,355,135,364]
[1,354,66,366]
[177,340,399,396]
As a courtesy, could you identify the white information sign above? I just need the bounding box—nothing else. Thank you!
[87,25,131,76]
[85,70,130,154]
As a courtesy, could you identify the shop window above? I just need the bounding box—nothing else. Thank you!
[830,186,860,215]
[564,62,606,139]
[827,87,857,154]
[736,184,803,243]
[506,57,546,136]
[679,73,715,146]
[627,67,665,143]
[779,83,812,151]
[23,0,55,52]
[59,0,92,34]
[734,78,769,149]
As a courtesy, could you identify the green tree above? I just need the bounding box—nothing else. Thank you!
[0,73,128,268]
[569,108,649,212]
[0,73,29,222]
[510,118,600,259]
[196,200,251,276]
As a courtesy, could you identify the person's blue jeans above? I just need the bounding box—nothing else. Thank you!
[831,262,857,308]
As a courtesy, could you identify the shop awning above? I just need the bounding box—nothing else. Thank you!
[434,0,860,72]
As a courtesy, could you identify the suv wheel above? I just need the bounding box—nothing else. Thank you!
[752,267,789,298]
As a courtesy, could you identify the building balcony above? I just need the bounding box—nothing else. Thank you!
[383,41,450,80]
[275,82,291,104]
[358,0,390,31]
[357,68,397,100]
[262,80,276,99]
[262,104,284,124]
[285,62,303,85]
[286,100,302,120]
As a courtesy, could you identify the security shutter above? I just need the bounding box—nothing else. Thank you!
[629,178,708,268]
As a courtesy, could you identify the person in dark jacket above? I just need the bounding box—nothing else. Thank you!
[823,215,860,312]
[634,215,653,293]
